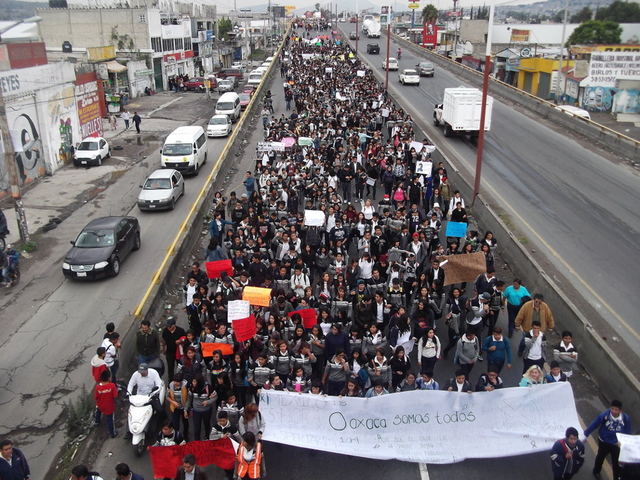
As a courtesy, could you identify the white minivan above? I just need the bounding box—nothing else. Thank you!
[215,92,242,122]
[247,69,264,86]
[161,126,208,176]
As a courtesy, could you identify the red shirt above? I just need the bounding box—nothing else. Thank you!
[94,382,118,415]
[92,364,107,383]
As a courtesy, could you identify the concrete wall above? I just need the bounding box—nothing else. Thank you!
[37,7,151,50]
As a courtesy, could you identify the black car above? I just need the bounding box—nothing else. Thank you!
[367,43,380,54]
[349,31,359,40]
[62,216,141,279]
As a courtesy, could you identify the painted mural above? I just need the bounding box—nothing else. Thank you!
[583,86,615,112]
[612,88,640,114]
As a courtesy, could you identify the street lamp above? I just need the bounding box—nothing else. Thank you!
[0,15,42,244]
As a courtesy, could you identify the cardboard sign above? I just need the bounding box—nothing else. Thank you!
[205,259,232,279]
[228,300,251,322]
[304,209,325,227]
[416,161,433,177]
[243,286,272,307]
[232,315,257,342]
[445,221,468,238]
[436,252,486,286]
[149,439,236,478]
[201,342,235,357]
[288,308,318,329]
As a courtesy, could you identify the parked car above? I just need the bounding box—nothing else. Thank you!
[183,77,207,91]
[73,137,110,167]
[216,68,244,86]
[207,114,233,137]
[243,85,256,95]
[349,31,359,40]
[218,79,235,93]
[137,169,185,211]
[382,57,399,70]
[62,216,141,279]
[399,69,420,85]
[366,43,380,54]
[239,93,252,109]
[416,62,435,77]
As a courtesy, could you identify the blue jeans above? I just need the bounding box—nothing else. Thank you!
[138,354,158,365]
[95,409,116,437]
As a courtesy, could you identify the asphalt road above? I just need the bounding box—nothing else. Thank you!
[346,25,640,361]
[0,93,231,477]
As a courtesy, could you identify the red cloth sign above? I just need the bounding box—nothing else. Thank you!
[149,439,235,478]
[288,308,318,329]
[201,342,235,357]
[205,259,232,279]
[233,314,257,342]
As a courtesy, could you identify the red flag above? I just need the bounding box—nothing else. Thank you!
[201,342,235,357]
[149,439,236,478]
[288,308,318,329]
[205,259,232,279]
[233,314,257,342]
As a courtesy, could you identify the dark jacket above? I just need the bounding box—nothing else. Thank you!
[136,328,160,357]
[324,330,351,359]
[174,465,208,480]
[0,447,31,480]
[550,438,585,478]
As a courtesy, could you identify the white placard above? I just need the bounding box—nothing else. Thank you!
[304,210,325,227]
[357,70,365,77]
[416,161,433,177]
[618,434,640,463]
[381,108,390,117]
[325,67,333,73]
[227,300,251,322]
[260,383,580,464]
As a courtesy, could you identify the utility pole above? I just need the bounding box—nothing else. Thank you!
[554,0,570,104]
[0,89,30,244]
[385,23,391,90]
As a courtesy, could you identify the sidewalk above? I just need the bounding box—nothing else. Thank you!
[2,90,215,249]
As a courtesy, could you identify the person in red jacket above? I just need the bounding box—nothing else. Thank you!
[94,370,118,438]
[91,347,108,383]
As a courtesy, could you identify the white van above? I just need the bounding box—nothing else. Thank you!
[215,92,241,122]
[161,126,208,176]
[555,105,591,121]
[247,70,264,86]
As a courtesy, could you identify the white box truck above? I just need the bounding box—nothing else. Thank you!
[433,87,493,138]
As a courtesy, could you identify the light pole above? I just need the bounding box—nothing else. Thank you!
[0,15,42,244]
[554,0,570,104]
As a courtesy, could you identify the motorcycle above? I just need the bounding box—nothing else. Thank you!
[128,380,166,456]
[3,248,20,287]
[397,50,402,59]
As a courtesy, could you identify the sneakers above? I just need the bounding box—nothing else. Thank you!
[111,430,118,438]
[477,355,484,361]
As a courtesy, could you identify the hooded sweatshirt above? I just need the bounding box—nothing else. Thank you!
[91,355,108,382]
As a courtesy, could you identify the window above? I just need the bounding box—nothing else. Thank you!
[151,37,162,53]
[162,38,174,52]
[139,14,146,23]
[184,37,192,51]
[174,38,183,50]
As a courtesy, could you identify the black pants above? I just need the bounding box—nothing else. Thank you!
[593,440,621,478]
[166,355,177,381]
[507,304,521,336]
[171,407,189,441]
[523,357,545,374]
[460,362,474,380]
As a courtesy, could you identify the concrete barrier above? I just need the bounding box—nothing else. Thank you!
[391,32,639,162]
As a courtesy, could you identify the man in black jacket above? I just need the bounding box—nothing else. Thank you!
[135,319,160,365]
[0,440,30,480]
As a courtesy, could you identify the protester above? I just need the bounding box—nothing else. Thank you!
[174,454,207,480]
[550,427,585,480]
[0,439,30,480]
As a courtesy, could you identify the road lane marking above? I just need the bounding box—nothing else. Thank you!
[419,463,430,480]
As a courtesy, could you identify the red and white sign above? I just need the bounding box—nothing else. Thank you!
[75,72,105,138]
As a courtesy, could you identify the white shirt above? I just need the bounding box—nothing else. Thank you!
[528,333,543,360]
[127,368,162,395]
[456,380,465,392]
[101,338,117,367]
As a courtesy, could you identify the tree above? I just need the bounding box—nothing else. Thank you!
[421,4,439,24]
[553,10,565,23]
[570,7,593,23]
[218,17,233,40]
[315,3,320,12]
[595,1,640,23]
[566,20,622,46]
[476,4,489,20]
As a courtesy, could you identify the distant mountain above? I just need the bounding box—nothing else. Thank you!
[0,0,49,20]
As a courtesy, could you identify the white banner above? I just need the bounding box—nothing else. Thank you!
[227,300,251,322]
[304,210,325,227]
[618,433,640,463]
[260,383,579,464]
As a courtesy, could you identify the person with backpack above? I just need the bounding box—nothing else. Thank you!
[481,326,512,374]
[550,427,585,480]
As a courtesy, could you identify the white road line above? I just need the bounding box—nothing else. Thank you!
[419,463,430,480]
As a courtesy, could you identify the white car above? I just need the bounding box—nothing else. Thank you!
[73,137,110,167]
[382,57,399,71]
[207,114,233,137]
[137,169,185,211]
[399,69,420,85]
[218,79,235,93]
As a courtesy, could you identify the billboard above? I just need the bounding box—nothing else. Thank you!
[75,72,106,139]
[423,22,439,47]
[7,43,47,70]
[510,29,530,43]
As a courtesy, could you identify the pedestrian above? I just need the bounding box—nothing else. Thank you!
[502,278,530,338]
[518,320,547,374]
[101,332,120,384]
[0,439,31,480]
[455,327,479,380]
[70,465,104,480]
[243,171,255,197]
[94,370,118,438]
[162,318,186,381]
[121,110,130,129]
[550,427,585,480]
[115,463,143,480]
[174,454,207,480]
[553,330,578,378]
[515,293,555,333]
[481,326,512,374]
[135,319,160,365]
[109,113,117,131]
[236,432,264,480]
[132,111,142,133]
[91,347,108,383]
[583,399,632,480]
[166,374,191,440]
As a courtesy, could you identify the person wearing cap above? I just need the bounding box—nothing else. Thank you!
[467,292,491,357]
[127,363,162,397]
[427,202,443,221]
[408,232,429,267]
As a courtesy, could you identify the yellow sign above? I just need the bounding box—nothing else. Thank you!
[285,5,296,14]
[408,2,421,9]
[510,29,530,43]
[87,46,116,62]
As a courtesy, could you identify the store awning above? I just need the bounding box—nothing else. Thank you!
[105,60,127,73]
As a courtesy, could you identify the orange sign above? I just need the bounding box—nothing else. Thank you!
[242,286,272,307]
[201,342,235,357]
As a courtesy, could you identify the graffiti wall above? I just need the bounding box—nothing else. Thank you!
[583,86,615,112]
[612,88,640,114]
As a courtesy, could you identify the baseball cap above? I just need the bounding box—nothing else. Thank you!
[166,318,176,327]
[412,232,419,238]
[480,292,491,300]
[138,363,148,372]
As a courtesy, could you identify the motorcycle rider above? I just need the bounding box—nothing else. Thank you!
[127,363,163,412]
[397,47,402,59]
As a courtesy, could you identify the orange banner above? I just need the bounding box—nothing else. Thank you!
[242,286,272,307]
[201,342,234,357]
